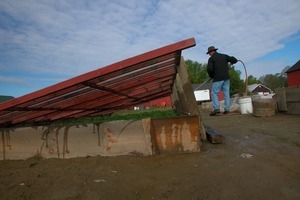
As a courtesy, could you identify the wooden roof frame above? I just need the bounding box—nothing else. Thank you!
[0,38,196,128]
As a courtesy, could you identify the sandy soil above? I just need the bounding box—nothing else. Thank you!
[1,109,300,200]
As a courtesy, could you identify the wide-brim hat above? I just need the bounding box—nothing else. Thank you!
[206,46,218,54]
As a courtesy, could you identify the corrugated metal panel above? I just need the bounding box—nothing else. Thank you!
[0,38,196,128]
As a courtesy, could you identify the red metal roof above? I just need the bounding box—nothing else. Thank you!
[286,60,300,73]
[0,38,196,128]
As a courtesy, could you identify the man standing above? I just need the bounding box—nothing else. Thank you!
[206,46,238,116]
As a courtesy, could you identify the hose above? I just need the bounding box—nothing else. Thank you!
[238,60,248,96]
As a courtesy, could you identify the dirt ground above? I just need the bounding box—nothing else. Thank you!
[1,108,300,200]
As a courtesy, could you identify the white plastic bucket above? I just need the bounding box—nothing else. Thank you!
[239,97,253,114]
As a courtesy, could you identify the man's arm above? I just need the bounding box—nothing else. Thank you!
[227,55,238,64]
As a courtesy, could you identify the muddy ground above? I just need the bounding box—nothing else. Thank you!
[1,109,299,200]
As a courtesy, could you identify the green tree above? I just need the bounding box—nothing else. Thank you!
[247,75,261,85]
[229,66,245,96]
[185,60,209,83]
[259,73,287,91]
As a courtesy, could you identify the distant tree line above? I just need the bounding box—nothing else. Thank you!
[185,59,288,96]
[0,95,14,102]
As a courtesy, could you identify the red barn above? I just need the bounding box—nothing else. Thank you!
[286,60,300,87]
[143,96,172,107]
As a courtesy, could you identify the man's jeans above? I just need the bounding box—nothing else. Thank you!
[212,80,230,111]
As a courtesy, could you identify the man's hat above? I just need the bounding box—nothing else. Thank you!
[206,46,218,54]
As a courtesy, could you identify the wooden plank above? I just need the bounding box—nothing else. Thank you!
[204,125,224,144]
[285,85,300,102]
[287,102,300,114]
[172,57,207,140]
[174,58,198,115]
[275,88,287,111]
[275,86,300,114]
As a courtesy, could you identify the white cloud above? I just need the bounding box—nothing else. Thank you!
[0,0,300,96]
[0,75,27,86]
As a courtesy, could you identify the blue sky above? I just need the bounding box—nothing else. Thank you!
[0,0,299,97]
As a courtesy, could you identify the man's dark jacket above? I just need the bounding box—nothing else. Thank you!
[207,52,238,82]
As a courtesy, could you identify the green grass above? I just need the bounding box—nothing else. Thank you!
[53,107,179,126]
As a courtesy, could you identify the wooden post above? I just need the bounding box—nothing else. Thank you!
[172,56,207,140]
[1,131,5,160]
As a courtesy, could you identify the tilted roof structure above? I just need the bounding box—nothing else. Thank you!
[286,60,300,73]
[247,83,272,93]
[0,38,196,128]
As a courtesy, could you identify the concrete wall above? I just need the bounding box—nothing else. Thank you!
[1,117,200,160]
[1,119,152,160]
